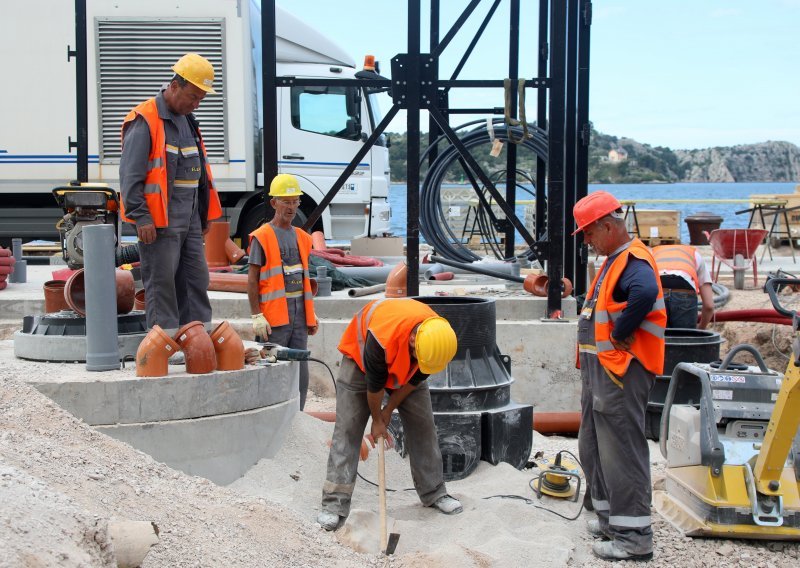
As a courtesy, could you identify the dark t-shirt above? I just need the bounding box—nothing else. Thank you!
[364,332,428,393]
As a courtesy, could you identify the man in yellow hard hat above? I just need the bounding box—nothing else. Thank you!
[247,174,319,409]
[119,53,222,334]
[572,191,666,561]
[317,298,462,531]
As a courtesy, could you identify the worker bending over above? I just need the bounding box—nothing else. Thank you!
[119,53,222,332]
[317,298,462,531]
[248,174,318,410]
[652,244,714,329]
[573,191,666,561]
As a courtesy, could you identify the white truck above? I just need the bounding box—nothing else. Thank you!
[0,0,392,244]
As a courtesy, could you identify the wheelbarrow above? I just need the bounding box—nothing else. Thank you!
[704,228,768,290]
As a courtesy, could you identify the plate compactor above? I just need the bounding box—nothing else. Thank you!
[655,278,800,540]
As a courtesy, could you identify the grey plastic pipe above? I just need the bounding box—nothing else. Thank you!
[425,260,520,279]
[337,264,435,283]
[83,224,120,371]
[9,238,26,283]
[430,255,525,283]
[348,283,387,297]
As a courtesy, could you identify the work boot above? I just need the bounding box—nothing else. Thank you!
[316,511,342,531]
[432,495,463,515]
[592,540,652,562]
[587,519,610,540]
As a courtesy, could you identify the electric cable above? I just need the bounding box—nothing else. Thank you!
[418,119,548,263]
[308,357,336,393]
[483,449,585,521]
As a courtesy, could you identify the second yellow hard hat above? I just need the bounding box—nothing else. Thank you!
[269,174,304,197]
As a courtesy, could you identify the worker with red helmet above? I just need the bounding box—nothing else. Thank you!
[572,191,666,561]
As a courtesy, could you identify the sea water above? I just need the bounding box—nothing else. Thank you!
[388,182,798,244]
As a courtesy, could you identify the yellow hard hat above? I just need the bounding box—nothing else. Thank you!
[415,316,457,375]
[269,174,304,197]
[172,53,216,94]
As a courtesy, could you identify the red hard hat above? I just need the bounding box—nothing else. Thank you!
[572,191,622,235]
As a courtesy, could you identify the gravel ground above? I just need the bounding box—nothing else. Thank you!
[3,280,800,565]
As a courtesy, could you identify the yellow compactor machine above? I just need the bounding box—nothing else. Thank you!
[655,277,800,540]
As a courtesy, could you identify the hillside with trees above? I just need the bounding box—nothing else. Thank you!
[385,128,800,183]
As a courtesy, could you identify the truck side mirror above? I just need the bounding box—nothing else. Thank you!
[344,118,361,140]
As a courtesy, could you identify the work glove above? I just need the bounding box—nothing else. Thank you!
[252,313,271,339]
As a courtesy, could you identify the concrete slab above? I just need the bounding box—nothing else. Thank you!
[0,264,585,412]
[0,340,299,485]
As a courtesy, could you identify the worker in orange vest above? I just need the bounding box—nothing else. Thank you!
[119,53,222,333]
[317,298,461,531]
[573,191,666,562]
[247,174,318,409]
[652,244,715,329]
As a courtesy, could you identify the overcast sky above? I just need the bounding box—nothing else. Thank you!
[279,0,800,150]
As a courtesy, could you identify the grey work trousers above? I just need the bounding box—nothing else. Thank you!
[320,356,448,518]
[577,315,654,556]
[267,297,309,410]
[139,208,211,332]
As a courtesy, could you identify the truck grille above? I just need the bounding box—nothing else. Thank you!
[96,18,226,163]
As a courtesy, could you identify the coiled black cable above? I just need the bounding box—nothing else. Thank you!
[419,119,549,262]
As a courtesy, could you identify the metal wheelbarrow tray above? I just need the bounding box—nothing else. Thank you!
[704,228,768,290]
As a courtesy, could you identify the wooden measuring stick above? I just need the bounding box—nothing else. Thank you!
[378,437,387,553]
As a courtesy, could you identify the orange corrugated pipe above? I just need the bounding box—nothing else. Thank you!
[305,410,581,434]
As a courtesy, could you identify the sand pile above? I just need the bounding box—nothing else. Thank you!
[0,373,375,568]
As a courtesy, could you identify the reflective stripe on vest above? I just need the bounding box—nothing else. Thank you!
[119,98,222,227]
[249,224,316,328]
[586,238,667,376]
[653,244,699,292]
[338,298,436,389]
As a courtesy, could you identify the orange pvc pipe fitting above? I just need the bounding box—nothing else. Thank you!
[174,321,217,374]
[204,221,231,268]
[208,272,248,293]
[385,261,408,297]
[64,268,136,316]
[523,274,574,298]
[311,231,327,250]
[533,412,581,434]
[43,280,69,313]
[135,325,181,377]
[224,238,246,264]
[134,289,146,311]
[209,320,245,371]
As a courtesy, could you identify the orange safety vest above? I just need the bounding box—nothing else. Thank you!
[652,244,699,292]
[587,238,667,376]
[119,98,222,227]
[249,224,316,328]
[338,298,436,389]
